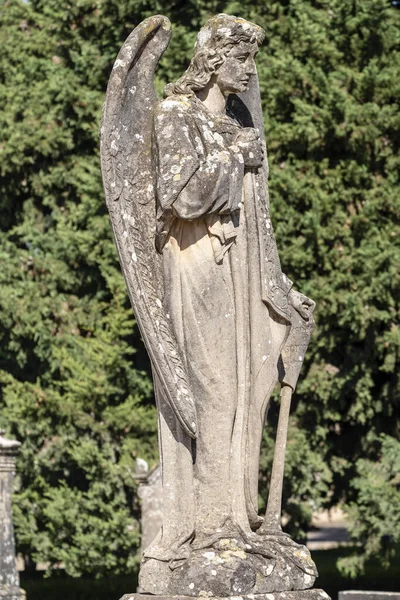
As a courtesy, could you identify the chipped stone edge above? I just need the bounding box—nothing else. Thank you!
[120,591,331,600]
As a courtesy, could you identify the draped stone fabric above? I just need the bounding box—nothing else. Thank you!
[144,93,290,563]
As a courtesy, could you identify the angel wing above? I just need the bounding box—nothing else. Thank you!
[100,15,197,438]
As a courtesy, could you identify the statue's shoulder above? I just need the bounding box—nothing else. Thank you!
[155,94,194,117]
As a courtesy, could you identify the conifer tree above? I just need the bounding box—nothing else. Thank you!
[0,0,398,577]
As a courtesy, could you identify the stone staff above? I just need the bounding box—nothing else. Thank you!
[260,306,316,536]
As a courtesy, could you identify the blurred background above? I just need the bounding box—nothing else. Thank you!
[0,0,399,598]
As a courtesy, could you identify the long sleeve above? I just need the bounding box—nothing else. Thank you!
[153,97,245,221]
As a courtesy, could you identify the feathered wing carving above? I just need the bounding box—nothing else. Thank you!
[100,15,197,438]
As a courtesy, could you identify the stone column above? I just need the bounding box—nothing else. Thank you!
[135,459,163,554]
[0,430,25,600]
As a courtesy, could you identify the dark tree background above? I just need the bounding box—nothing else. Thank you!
[0,0,399,578]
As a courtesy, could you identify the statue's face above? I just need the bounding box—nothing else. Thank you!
[214,41,258,95]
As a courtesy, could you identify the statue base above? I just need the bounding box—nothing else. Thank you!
[138,534,318,597]
[121,592,331,600]
[0,587,26,600]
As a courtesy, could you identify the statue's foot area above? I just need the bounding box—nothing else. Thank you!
[139,537,317,596]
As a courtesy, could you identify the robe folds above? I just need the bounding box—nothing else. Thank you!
[145,93,293,563]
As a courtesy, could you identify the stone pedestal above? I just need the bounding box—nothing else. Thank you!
[121,592,331,600]
[0,431,25,600]
[339,595,400,600]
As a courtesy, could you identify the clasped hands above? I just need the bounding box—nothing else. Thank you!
[234,127,264,169]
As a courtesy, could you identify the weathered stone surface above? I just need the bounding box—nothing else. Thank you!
[101,12,324,598]
[136,460,163,553]
[339,594,400,600]
[0,431,25,600]
[0,587,26,600]
[138,535,317,597]
[121,592,330,600]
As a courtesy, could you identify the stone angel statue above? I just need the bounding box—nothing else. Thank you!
[101,13,326,598]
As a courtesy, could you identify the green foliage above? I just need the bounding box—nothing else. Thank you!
[0,0,157,577]
[0,0,399,579]
[338,435,400,577]
[253,0,400,570]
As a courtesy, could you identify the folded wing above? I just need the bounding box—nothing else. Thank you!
[100,15,197,438]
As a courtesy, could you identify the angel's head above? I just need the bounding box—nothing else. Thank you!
[164,14,265,98]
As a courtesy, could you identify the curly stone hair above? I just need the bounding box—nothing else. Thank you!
[164,14,265,97]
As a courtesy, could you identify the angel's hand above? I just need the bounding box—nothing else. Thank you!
[234,127,264,168]
[288,289,315,321]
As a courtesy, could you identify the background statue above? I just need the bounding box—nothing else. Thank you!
[101,13,324,597]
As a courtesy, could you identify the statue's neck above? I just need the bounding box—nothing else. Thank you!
[196,79,227,116]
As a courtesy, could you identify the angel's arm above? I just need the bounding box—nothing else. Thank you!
[154,100,244,220]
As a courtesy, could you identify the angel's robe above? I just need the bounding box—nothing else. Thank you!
[146,93,293,562]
